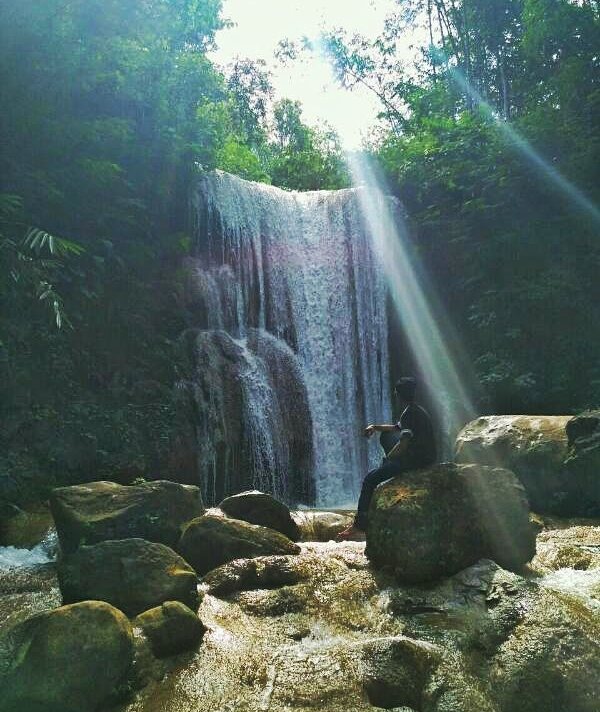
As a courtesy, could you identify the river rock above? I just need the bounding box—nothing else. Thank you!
[563,410,600,516]
[177,513,300,576]
[531,524,600,573]
[489,587,600,711]
[134,601,206,658]
[0,600,133,712]
[219,490,300,540]
[361,635,441,709]
[58,538,199,616]
[292,510,354,541]
[50,479,204,553]
[454,414,591,515]
[366,463,536,582]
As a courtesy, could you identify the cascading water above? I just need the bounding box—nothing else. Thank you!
[186,171,392,506]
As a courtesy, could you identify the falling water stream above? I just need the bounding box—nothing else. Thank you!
[188,171,392,506]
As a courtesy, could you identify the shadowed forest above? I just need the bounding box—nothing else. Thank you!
[1,0,599,507]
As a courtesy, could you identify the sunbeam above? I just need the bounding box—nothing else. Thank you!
[443,61,600,228]
[346,152,479,451]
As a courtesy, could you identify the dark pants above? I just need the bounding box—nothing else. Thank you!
[354,457,416,530]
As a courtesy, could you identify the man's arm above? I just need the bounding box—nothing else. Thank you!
[364,423,399,437]
[387,430,412,459]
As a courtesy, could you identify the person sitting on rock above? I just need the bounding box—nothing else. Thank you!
[336,377,437,541]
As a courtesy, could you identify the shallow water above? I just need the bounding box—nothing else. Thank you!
[0,529,57,570]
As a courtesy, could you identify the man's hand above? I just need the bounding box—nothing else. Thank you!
[364,424,377,438]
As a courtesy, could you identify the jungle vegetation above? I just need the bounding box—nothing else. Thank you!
[1,0,598,506]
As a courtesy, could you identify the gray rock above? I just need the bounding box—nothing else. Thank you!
[361,635,441,710]
[489,587,600,711]
[292,510,354,541]
[454,414,599,515]
[134,601,206,658]
[58,538,199,617]
[0,601,133,712]
[366,463,536,582]
[50,479,204,553]
[178,513,300,576]
[219,490,300,540]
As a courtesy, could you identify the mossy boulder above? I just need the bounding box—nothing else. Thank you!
[58,538,199,617]
[50,479,204,553]
[361,635,441,709]
[0,600,133,712]
[219,490,300,540]
[134,601,206,658]
[489,588,600,711]
[366,463,536,582]
[177,513,300,576]
[454,415,591,515]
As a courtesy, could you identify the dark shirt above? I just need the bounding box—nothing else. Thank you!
[396,403,437,466]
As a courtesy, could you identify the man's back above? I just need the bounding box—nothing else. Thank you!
[397,403,437,466]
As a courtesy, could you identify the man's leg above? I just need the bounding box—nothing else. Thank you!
[354,458,406,531]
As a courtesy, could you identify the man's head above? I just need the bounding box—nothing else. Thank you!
[394,377,417,404]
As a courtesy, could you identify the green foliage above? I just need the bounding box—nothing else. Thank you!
[268,100,350,190]
[325,0,600,413]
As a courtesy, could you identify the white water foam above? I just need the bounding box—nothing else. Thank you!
[540,567,600,611]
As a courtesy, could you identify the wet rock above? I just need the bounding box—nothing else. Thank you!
[0,600,133,712]
[386,559,535,657]
[361,635,441,710]
[177,513,300,576]
[366,463,536,582]
[58,538,199,617]
[454,414,600,516]
[202,555,303,596]
[219,490,300,540]
[489,588,600,712]
[0,507,54,549]
[179,327,315,506]
[292,510,354,541]
[50,480,204,553]
[134,601,206,658]
[532,524,600,573]
[563,410,600,516]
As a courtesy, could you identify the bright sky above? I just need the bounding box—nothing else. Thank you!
[210,0,400,149]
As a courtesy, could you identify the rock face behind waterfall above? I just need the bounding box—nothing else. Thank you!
[456,414,600,515]
[177,328,314,505]
[366,463,536,582]
[185,171,392,505]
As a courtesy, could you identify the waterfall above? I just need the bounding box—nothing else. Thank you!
[187,171,391,507]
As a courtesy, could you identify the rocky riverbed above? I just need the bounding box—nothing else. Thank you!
[0,507,598,712]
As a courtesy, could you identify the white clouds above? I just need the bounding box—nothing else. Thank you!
[210,0,399,148]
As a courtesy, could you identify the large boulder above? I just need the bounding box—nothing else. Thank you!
[0,601,134,712]
[489,587,600,712]
[134,601,206,658]
[58,538,199,617]
[454,414,600,515]
[177,513,300,576]
[219,490,300,540]
[366,463,536,582]
[50,479,204,553]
